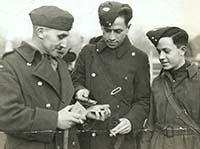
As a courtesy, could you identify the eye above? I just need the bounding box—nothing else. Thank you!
[114,29,123,34]
[57,34,68,40]
[104,28,112,33]
[163,48,171,54]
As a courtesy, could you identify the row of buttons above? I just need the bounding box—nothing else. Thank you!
[91,72,128,81]
[26,62,52,109]
[96,48,136,56]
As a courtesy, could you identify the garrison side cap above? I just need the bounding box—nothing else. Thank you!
[62,51,76,63]
[146,26,188,47]
[98,1,132,27]
[29,6,74,31]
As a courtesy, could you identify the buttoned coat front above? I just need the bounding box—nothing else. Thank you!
[72,37,150,149]
[0,42,79,149]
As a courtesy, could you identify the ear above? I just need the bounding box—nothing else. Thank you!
[35,26,45,39]
[180,45,187,56]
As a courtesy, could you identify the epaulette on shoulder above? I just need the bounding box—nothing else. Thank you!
[1,50,15,59]
[89,36,102,44]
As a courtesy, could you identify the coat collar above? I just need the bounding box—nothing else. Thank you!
[161,61,199,80]
[16,42,74,103]
[16,41,41,63]
[96,36,132,58]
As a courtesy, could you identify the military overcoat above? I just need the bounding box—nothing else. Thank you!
[0,42,79,149]
[72,36,150,149]
[145,63,200,149]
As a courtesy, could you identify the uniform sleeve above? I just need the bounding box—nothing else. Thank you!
[124,53,151,132]
[72,46,88,92]
[0,59,58,143]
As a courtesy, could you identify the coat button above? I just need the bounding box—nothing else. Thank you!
[91,73,96,77]
[0,64,4,69]
[56,146,61,149]
[46,103,51,108]
[91,132,96,137]
[37,81,43,86]
[124,76,128,80]
[116,105,120,109]
[26,62,32,66]
[72,141,76,146]
[96,49,99,52]
[131,52,135,56]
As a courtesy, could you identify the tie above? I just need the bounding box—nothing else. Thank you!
[44,54,58,71]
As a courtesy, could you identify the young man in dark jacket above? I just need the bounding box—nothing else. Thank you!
[143,26,200,149]
[72,1,150,149]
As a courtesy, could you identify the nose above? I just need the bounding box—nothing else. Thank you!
[59,39,68,50]
[159,51,165,60]
[108,31,116,41]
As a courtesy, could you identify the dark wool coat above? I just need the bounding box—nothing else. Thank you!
[72,36,150,149]
[0,42,79,149]
[145,63,200,149]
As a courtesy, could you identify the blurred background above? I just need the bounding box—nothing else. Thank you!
[0,0,200,147]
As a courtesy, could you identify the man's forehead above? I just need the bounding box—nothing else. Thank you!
[157,37,176,49]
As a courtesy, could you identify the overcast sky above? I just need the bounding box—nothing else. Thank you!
[0,0,199,41]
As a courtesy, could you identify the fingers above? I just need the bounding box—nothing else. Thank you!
[65,105,74,111]
[87,98,97,104]
[86,104,111,121]
[76,89,90,101]
[109,118,132,136]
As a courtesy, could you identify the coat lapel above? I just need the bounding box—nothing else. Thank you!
[32,56,61,97]
[57,59,74,104]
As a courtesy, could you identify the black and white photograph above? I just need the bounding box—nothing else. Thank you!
[0,0,200,149]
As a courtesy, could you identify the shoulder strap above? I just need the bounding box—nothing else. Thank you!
[161,78,200,135]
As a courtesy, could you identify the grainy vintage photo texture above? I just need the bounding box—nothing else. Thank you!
[0,0,199,148]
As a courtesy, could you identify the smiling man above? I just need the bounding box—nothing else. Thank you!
[144,26,200,149]
[72,1,150,149]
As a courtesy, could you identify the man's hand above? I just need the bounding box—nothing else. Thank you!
[75,88,97,104]
[110,118,132,136]
[57,105,85,130]
[86,104,111,121]
[76,88,90,101]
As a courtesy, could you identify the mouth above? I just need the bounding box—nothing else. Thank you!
[107,42,118,47]
[161,62,169,66]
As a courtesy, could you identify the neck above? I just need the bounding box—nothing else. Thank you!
[28,37,46,54]
[172,59,186,72]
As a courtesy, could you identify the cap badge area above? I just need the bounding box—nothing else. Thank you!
[102,7,110,12]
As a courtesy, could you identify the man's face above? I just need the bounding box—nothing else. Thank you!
[42,28,70,57]
[157,37,185,71]
[101,16,129,49]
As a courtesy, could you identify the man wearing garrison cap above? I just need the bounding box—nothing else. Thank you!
[140,26,200,149]
[0,6,86,149]
[72,1,150,149]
